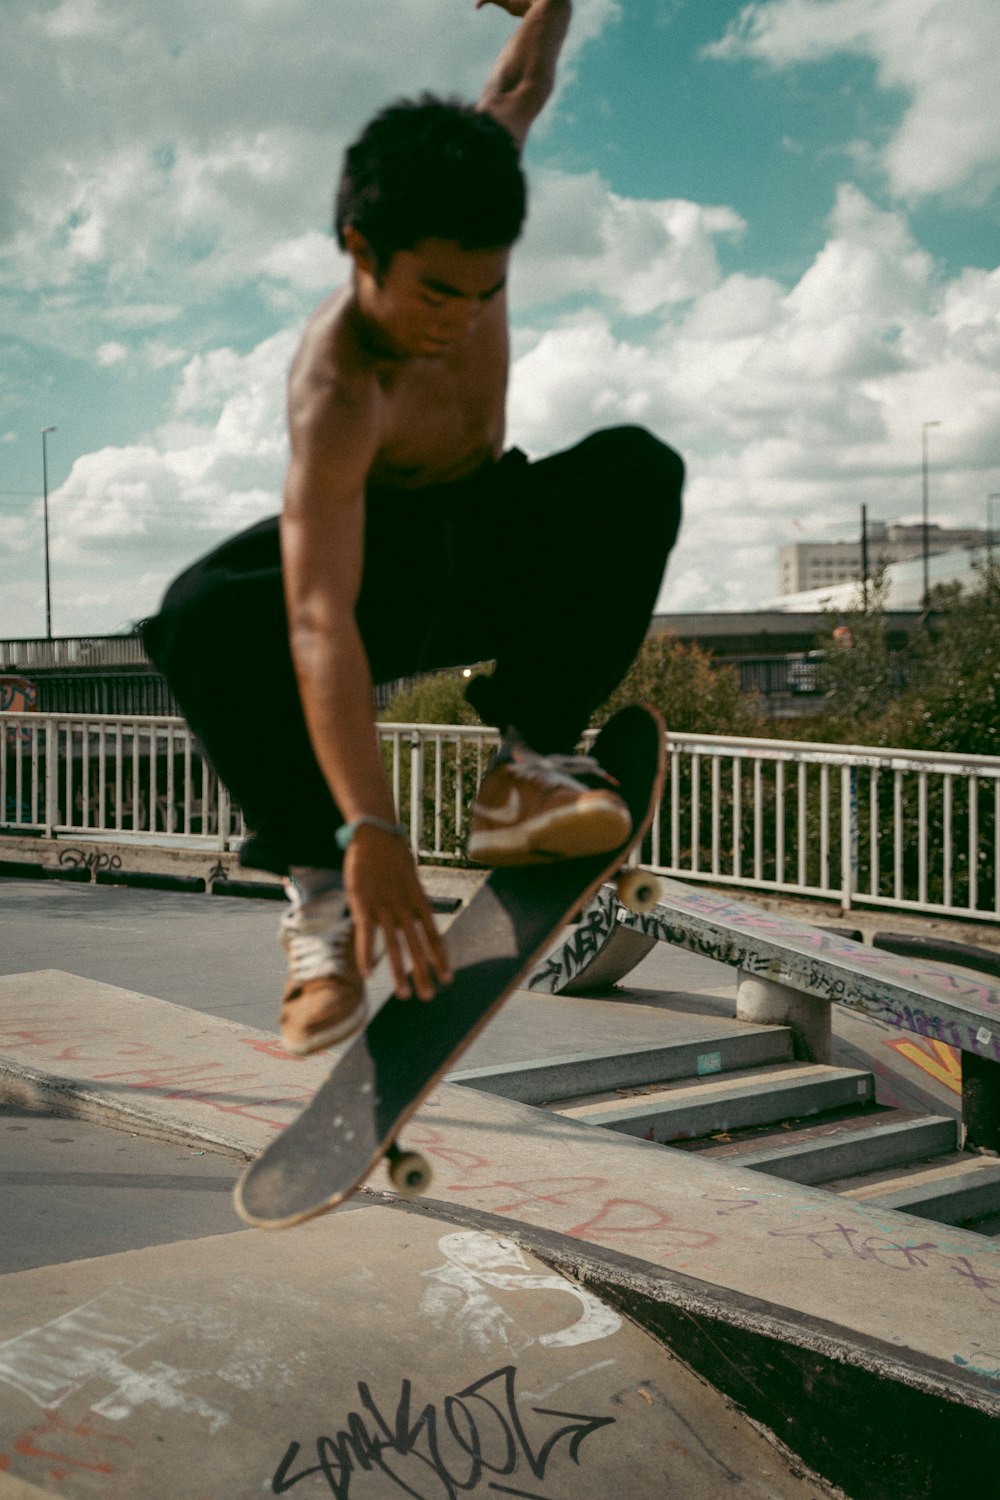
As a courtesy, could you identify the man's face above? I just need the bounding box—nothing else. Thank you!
[355,237,510,358]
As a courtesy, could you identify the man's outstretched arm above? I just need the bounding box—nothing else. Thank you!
[476,0,572,151]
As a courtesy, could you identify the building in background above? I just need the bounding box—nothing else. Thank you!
[778,522,986,596]
[769,544,988,613]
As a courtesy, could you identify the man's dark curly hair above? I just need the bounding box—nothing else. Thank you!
[335,95,527,273]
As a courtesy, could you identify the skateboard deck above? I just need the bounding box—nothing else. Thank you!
[235,703,666,1228]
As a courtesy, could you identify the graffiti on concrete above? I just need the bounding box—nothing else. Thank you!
[420,1231,622,1353]
[0,1285,231,1430]
[531,879,1000,1068]
[0,1007,316,1133]
[885,1035,962,1095]
[271,1363,616,1498]
[525,886,617,994]
[0,677,36,714]
[57,848,123,877]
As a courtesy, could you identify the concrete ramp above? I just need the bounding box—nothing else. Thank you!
[3,970,1000,1497]
[0,1206,834,1500]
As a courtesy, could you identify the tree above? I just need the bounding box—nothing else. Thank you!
[596,632,763,735]
[812,570,905,730]
[903,560,1000,757]
[379,670,482,726]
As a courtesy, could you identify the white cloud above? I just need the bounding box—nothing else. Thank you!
[13,330,297,632]
[507,185,1000,611]
[513,170,745,315]
[707,0,1000,201]
[259,232,347,294]
[6,178,998,633]
[3,0,997,635]
[96,341,128,366]
[0,0,619,314]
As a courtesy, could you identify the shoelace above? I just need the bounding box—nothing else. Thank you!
[517,750,619,787]
[281,890,355,984]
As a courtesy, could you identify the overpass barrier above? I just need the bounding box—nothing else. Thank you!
[2,712,999,923]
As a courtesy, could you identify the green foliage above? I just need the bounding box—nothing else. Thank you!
[596,632,764,735]
[813,571,903,728]
[379,669,496,863]
[902,561,1000,757]
[379,670,482,726]
[786,560,1000,757]
[773,562,1000,911]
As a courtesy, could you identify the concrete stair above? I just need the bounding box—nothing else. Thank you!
[455,1020,1000,1238]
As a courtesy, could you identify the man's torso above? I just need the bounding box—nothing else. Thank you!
[289,286,510,493]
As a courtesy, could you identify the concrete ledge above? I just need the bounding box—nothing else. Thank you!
[1,965,999,1487]
[874,930,1000,980]
[0,836,484,908]
[452,1026,794,1104]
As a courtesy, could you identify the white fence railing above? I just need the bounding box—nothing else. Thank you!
[0,636,150,671]
[3,713,999,923]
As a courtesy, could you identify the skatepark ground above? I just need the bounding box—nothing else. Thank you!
[1,874,998,1498]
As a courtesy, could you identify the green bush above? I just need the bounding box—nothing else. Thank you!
[597,632,764,736]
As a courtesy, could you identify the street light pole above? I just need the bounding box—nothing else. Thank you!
[921,419,942,609]
[41,425,57,640]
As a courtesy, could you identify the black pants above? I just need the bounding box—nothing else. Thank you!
[142,426,683,874]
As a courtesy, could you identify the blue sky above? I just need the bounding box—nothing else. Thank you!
[2,0,999,635]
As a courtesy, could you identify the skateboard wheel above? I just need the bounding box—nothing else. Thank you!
[617,869,661,915]
[387,1149,432,1198]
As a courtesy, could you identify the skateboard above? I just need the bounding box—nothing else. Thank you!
[234,703,666,1229]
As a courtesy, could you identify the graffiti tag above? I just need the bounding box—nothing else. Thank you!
[272,1364,615,1498]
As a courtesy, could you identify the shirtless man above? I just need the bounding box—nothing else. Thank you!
[143,0,683,1055]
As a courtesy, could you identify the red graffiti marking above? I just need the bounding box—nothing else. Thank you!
[564,1197,719,1250]
[7,1412,130,1481]
[444,1176,612,1213]
[90,1061,314,1129]
[399,1123,493,1175]
[239,1036,313,1062]
[51,1039,161,1064]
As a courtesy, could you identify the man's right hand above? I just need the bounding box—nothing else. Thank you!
[344,826,453,1002]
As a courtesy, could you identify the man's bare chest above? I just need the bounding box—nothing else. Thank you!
[372,340,508,486]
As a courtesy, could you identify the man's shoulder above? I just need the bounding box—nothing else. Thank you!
[290,293,381,425]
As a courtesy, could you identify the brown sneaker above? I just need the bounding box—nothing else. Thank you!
[467,739,632,867]
[278,888,366,1055]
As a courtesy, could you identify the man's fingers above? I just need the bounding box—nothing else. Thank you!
[398,915,436,1002]
[355,912,375,979]
[383,924,413,1001]
[425,920,453,987]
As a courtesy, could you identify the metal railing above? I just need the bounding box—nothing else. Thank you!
[0,636,150,671]
[0,714,241,845]
[2,712,999,922]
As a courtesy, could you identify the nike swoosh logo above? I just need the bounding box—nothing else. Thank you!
[471,788,522,825]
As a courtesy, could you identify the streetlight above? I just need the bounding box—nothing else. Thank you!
[41,425,56,640]
[921,420,942,609]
